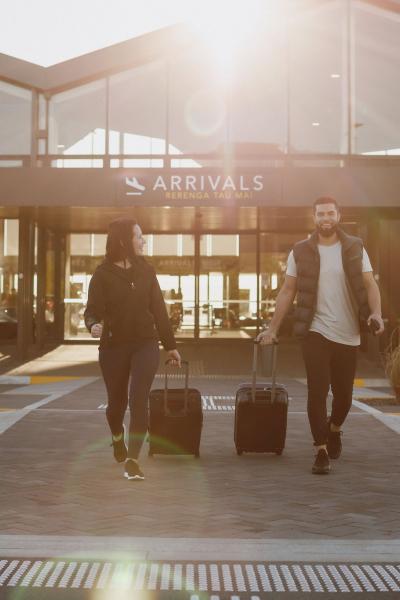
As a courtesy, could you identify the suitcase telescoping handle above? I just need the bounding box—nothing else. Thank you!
[252,339,278,403]
[164,359,189,416]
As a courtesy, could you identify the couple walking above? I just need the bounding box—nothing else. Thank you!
[84,196,384,479]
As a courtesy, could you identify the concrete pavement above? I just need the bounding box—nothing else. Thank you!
[0,342,399,597]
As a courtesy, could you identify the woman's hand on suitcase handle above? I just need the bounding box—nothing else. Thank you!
[256,328,278,346]
[167,349,182,368]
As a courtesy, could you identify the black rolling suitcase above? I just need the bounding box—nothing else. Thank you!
[148,360,203,457]
[234,341,288,456]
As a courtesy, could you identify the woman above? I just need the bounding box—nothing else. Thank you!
[84,218,181,481]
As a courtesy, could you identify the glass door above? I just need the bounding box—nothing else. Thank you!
[64,231,197,340]
[0,219,19,341]
[64,233,107,339]
[199,234,257,338]
[145,234,195,339]
[259,232,309,337]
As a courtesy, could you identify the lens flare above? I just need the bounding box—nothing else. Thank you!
[184,88,226,138]
[187,0,284,81]
[60,431,209,536]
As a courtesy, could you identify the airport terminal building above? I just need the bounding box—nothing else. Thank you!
[0,0,399,357]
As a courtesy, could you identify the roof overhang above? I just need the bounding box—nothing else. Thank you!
[0,23,192,93]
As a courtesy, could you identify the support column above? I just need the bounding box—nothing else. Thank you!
[35,226,47,349]
[256,208,261,334]
[17,209,35,361]
[194,231,200,340]
[194,211,201,340]
[54,233,66,342]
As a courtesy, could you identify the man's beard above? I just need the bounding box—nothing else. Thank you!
[316,222,338,238]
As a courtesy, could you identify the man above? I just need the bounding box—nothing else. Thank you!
[258,197,384,474]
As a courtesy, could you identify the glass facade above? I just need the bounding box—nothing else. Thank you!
[1,2,400,347]
[62,229,312,341]
[199,234,257,338]
[64,233,108,339]
[169,50,228,155]
[109,61,167,165]
[229,11,287,152]
[289,0,348,154]
[48,80,106,155]
[44,230,56,337]
[0,82,31,155]
[353,2,400,154]
[2,1,399,161]
[146,234,196,338]
[0,219,19,340]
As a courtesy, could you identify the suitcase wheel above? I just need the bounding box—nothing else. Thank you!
[275,449,283,456]
[194,452,200,459]
[148,451,154,458]
[236,448,243,456]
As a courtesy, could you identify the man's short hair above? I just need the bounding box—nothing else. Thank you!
[313,196,339,213]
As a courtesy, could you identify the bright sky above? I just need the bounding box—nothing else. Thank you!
[0,0,199,67]
[0,0,269,67]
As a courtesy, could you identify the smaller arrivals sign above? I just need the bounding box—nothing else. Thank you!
[124,172,264,203]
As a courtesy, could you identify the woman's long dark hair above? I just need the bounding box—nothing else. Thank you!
[105,218,138,264]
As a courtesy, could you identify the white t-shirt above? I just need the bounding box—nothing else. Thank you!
[286,242,373,346]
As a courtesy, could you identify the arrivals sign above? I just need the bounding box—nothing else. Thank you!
[123,172,265,204]
[0,167,286,207]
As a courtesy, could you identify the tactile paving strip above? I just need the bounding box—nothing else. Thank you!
[0,560,399,593]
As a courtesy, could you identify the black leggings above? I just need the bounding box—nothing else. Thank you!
[99,339,160,459]
[301,332,358,446]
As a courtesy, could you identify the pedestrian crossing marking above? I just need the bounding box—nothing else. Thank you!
[97,396,237,411]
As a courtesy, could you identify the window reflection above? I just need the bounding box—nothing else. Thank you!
[289,0,348,154]
[199,234,257,338]
[48,80,106,155]
[229,16,287,153]
[0,81,31,155]
[169,50,228,155]
[354,2,400,155]
[109,61,167,162]
[148,235,195,337]
[0,220,19,340]
[64,234,107,339]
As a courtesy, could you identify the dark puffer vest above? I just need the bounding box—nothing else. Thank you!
[292,228,370,339]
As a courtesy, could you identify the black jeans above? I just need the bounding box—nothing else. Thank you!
[99,339,160,459]
[301,332,358,446]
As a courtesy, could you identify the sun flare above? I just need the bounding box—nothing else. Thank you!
[187,0,284,80]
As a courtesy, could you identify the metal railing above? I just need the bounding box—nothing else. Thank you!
[2,153,400,169]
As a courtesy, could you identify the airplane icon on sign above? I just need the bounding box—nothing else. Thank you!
[125,176,146,195]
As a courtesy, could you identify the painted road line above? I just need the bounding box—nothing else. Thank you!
[296,378,391,389]
[353,378,391,388]
[0,375,84,385]
[0,376,30,385]
[353,399,400,435]
[0,377,99,435]
[3,378,99,396]
[353,388,395,400]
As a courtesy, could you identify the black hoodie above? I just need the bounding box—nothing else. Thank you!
[84,258,176,351]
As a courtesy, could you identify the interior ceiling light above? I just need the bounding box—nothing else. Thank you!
[331,73,341,78]
[312,122,320,127]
